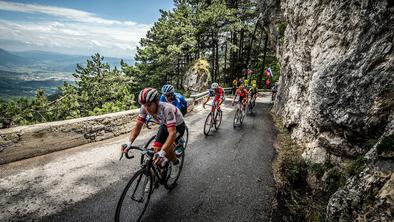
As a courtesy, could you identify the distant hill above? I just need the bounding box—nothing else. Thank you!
[0,48,134,72]
[0,48,134,99]
[0,48,30,65]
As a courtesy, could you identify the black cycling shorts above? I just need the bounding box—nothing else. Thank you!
[238,96,246,102]
[155,122,186,146]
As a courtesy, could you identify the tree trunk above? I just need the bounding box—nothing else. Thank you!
[258,33,268,89]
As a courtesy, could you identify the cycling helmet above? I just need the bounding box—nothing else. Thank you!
[138,88,159,105]
[211,82,219,89]
[161,84,175,96]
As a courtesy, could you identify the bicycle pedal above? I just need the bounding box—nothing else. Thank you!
[131,196,144,203]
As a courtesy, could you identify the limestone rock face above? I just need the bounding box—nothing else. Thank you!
[182,59,211,93]
[270,0,394,220]
[273,0,393,161]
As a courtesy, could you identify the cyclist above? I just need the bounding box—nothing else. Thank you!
[244,79,249,89]
[271,83,278,101]
[203,82,224,110]
[160,84,188,116]
[249,84,257,109]
[232,83,249,116]
[232,79,237,95]
[125,88,186,167]
[249,83,258,104]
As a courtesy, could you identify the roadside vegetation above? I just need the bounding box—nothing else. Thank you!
[270,113,351,221]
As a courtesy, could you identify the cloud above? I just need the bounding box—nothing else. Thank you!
[0,1,151,58]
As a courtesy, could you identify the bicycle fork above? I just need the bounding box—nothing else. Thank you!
[131,172,149,202]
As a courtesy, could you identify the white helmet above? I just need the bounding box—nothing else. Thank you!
[138,88,159,105]
[211,82,219,89]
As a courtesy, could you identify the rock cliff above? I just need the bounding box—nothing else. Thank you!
[265,0,393,220]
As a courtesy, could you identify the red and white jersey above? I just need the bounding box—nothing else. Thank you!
[137,102,184,128]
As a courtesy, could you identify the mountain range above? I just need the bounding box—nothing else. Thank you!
[0,48,133,72]
[0,48,134,99]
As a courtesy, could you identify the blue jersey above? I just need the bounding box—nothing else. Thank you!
[160,92,187,112]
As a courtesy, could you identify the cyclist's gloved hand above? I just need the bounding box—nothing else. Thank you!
[154,150,168,167]
[121,142,132,153]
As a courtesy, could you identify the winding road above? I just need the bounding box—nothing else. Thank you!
[0,94,276,222]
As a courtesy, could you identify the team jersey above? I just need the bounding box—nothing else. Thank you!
[137,102,184,128]
[209,87,224,100]
[249,87,258,96]
[235,88,248,98]
[160,92,187,112]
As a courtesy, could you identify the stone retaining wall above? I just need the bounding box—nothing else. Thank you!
[0,96,207,165]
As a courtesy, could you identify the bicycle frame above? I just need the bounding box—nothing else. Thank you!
[128,147,169,185]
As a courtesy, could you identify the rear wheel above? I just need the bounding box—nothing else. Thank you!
[165,150,185,190]
[115,169,153,222]
[247,102,252,115]
[180,126,189,149]
[204,113,213,136]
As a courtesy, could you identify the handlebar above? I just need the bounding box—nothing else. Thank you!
[119,144,154,160]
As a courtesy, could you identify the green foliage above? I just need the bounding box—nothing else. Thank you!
[191,58,211,78]
[0,53,136,128]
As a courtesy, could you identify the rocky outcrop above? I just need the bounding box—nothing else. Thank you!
[183,58,211,93]
[327,115,394,221]
[268,0,394,220]
[273,0,393,162]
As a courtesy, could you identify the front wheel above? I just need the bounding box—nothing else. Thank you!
[214,110,222,129]
[204,113,213,136]
[233,109,240,128]
[115,169,153,222]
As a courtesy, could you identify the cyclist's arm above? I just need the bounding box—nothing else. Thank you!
[203,95,211,105]
[160,95,166,102]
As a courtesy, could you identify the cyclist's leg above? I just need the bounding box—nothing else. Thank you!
[175,122,186,144]
[153,124,168,153]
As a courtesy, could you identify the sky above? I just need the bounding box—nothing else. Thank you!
[0,0,174,59]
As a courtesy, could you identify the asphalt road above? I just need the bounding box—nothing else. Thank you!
[0,96,276,222]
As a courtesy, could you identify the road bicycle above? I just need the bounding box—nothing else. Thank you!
[233,100,246,128]
[116,131,188,222]
[247,95,256,115]
[203,101,223,136]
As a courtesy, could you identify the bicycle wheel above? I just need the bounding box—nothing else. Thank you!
[247,102,252,115]
[182,126,189,149]
[204,113,213,136]
[115,168,153,222]
[214,110,222,129]
[165,149,185,190]
[233,109,240,128]
[141,135,155,164]
[240,106,246,124]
